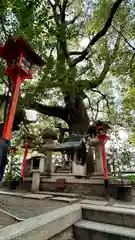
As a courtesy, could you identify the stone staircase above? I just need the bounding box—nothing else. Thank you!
[73,204,135,239]
[58,166,71,174]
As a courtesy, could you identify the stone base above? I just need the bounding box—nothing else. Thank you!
[31,171,40,192]
[23,176,127,199]
[41,182,105,197]
[43,172,51,178]
[92,172,113,178]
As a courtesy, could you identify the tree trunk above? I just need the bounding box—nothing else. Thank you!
[64,96,94,177]
[64,95,89,134]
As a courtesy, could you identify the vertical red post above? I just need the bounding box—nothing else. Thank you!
[2,75,22,140]
[98,135,109,196]
[100,138,108,181]
[21,141,28,178]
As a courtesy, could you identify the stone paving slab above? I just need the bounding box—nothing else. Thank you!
[0,191,23,197]
[36,191,79,198]
[22,194,53,200]
[51,197,78,203]
[114,203,135,209]
[80,199,108,206]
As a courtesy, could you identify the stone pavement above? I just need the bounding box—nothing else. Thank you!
[22,193,53,200]
[0,193,71,227]
[51,197,78,203]
[80,199,108,206]
[1,189,135,229]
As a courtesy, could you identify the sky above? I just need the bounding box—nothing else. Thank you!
[25,109,37,122]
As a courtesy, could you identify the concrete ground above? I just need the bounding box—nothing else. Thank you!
[0,194,71,228]
[0,189,135,229]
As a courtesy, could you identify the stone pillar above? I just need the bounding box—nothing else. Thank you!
[95,144,103,173]
[39,157,45,173]
[43,139,55,177]
[86,138,95,177]
[69,154,72,172]
[72,152,77,174]
[73,151,77,162]
[31,170,40,192]
[45,151,52,177]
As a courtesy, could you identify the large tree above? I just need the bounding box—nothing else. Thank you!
[1,0,134,135]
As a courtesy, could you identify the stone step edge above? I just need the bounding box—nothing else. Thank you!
[0,209,25,222]
[36,191,79,198]
[74,220,135,238]
[81,204,135,215]
[0,204,81,239]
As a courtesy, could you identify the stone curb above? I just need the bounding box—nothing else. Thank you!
[0,204,81,240]
[0,209,25,222]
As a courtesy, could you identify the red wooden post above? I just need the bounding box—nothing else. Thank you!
[98,135,109,196]
[2,75,22,140]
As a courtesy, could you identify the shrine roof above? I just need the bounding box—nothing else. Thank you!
[41,135,100,153]
[56,140,83,151]
[0,37,44,66]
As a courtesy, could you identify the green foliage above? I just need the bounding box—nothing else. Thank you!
[0,0,129,97]
[107,127,133,175]
[4,155,21,181]
[0,0,135,139]
[128,175,135,183]
[42,128,57,141]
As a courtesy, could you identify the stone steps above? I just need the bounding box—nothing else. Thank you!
[74,204,135,239]
[74,220,135,240]
[59,171,71,174]
[82,204,135,228]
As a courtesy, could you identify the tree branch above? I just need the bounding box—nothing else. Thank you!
[48,0,60,25]
[0,18,8,41]
[129,53,135,76]
[0,94,6,107]
[67,0,74,7]
[69,51,82,55]
[91,89,111,114]
[85,31,121,89]
[71,0,123,66]
[62,0,68,16]
[94,97,103,121]
[86,96,95,122]
[66,14,80,25]
[48,0,54,7]
[29,102,68,123]
[91,89,107,99]
[112,25,135,51]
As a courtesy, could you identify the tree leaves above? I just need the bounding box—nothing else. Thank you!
[0,0,134,134]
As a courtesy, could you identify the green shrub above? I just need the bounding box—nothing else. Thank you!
[128,174,135,183]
